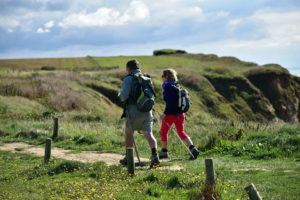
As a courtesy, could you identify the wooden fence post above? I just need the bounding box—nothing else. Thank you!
[44,138,52,164]
[52,117,59,139]
[245,184,262,200]
[205,158,215,184]
[126,148,135,175]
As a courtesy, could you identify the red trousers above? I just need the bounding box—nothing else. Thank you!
[160,113,188,142]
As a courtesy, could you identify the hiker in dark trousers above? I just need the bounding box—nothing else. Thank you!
[159,69,199,159]
[118,59,160,167]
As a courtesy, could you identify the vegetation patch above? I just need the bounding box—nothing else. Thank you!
[153,49,187,56]
[41,66,56,71]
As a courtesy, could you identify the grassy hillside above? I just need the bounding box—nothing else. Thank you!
[0,51,299,199]
[1,53,299,122]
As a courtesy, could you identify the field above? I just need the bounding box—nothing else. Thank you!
[0,53,299,199]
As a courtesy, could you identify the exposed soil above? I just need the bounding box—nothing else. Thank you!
[0,142,183,170]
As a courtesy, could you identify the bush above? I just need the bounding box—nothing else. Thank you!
[146,186,162,197]
[48,161,84,175]
[42,109,56,117]
[41,66,56,71]
[73,135,99,145]
[73,114,102,122]
[15,130,40,139]
[153,49,187,56]
[143,173,158,182]
[167,176,181,189]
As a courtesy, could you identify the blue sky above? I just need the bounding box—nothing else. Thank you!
[0,0,300,76]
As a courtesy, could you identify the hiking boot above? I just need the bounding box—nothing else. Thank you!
[119,156,127,166]
[150,154,160,168]
[159,151,169,159]
[189,147,199,160]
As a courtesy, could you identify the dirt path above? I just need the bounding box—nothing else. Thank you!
[0,142,183,170]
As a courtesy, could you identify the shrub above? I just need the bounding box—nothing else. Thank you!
[146,186,162,197]
[15,130,40,139]
[143,173,158,182]
[167,176,181,189]
[73,135,99,145]
[48,161,84,175]
[153,49,187,56]
[42,109,56,117]
[73,114,102,122]
[41,66,56,71]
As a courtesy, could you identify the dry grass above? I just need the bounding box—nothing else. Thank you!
[0,76,85,111]
[244,65,290,76]
[178,70,209,90]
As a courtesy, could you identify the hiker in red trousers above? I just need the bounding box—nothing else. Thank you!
[159,69,199,159]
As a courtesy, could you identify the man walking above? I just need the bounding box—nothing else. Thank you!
[118,59,160,167]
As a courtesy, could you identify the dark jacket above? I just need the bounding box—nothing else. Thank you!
[162,81,179,115]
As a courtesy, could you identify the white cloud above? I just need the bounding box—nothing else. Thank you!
[44,20,54,28]
[253,10,300,46]
[227,9,300,48]
[228,18,242,26]
[59,1,149,28]
[37,28,50,33]
[7,29,14,32]
[216,11,229,18]
[0,17,19,29]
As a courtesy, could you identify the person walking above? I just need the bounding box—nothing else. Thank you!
[118,59,160,167]
[159,69,199,159]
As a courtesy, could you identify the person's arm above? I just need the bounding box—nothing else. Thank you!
[118,76,132,102]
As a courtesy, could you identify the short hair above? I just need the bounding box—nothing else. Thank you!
[126,59,140,70]
[162,69,178,81]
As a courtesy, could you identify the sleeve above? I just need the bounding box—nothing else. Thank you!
[118,76,132,102]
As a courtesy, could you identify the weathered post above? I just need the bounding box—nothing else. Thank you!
[44,138,52,164]
[205,158,215,184]
[245,184,262,200]
[126,148,135,175]
[52,117,59,139]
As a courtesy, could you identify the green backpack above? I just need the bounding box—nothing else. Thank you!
[131,73,155,112]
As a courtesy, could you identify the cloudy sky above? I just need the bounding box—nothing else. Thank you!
[0,0,300,75]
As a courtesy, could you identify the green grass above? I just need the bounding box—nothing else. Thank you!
[93,55,201,69]
[0,147,299,199]
[0,52,300,199]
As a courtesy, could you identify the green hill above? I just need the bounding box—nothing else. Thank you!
[0,50,300,200]
[0,50,299,122]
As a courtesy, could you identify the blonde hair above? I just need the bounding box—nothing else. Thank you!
[162,69,178,81]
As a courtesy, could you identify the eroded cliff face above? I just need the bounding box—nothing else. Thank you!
[246,68,300,122]
[204,75,277,122]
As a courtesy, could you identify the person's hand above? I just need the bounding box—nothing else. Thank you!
[160,114,165,121]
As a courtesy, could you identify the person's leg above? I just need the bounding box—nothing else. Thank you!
[174,114,199,159]
[142,118,157,152]
[143,130,159,162]
[120,129,134,165]
[160,115,175,150]
[162,141,168,149]
[142,118,160,167]
[159,115,176,159]
[143,130,157,149]
[184,137,193,147]
[174,114,189,142]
